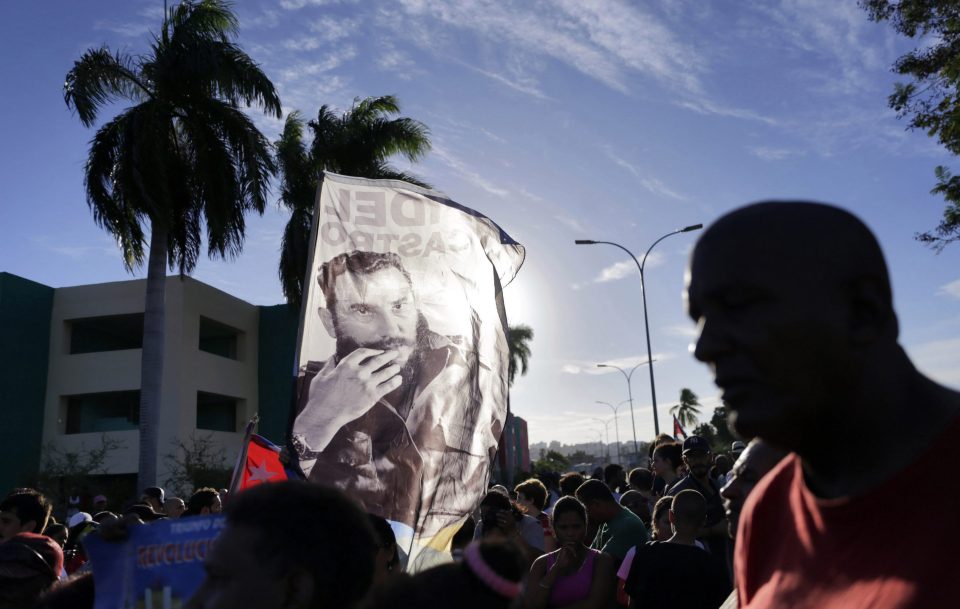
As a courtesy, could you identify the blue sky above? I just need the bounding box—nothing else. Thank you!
[2,0,959,447]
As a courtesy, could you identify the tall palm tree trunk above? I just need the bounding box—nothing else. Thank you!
[138,223,167,491]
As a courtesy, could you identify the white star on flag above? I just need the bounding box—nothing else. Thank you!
[247,458,276,484]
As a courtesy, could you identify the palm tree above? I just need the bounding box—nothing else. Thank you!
[671,388,702,430]
[64,0,281,491]
[507,324,534,386]
[275,96,431,307]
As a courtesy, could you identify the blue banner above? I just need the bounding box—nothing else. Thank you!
[86,515,224,609]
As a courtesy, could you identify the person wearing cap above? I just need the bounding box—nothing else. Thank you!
[0,532,63,606]
[92,495,108,512]
[140,487,165,513]
[664,436,729,579]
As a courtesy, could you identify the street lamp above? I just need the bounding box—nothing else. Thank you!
[597,360,654,461]
[576,224,703,436]
[589,417,615,461]
[595,399,631,464]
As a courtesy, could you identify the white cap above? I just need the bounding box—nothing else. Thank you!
[68,511,92,528]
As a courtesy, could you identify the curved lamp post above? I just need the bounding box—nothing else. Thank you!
[577,224,703,437]
[589,416,615,461]
[596,399,631,465]
[596,361,654,462]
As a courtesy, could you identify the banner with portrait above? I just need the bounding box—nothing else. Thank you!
[288,172,524,568]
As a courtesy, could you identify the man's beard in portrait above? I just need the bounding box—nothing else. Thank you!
[333,313,430,391]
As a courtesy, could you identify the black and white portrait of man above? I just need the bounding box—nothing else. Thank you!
[291,250,490,533]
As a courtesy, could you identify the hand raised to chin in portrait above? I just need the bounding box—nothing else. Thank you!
[294,348,403,453]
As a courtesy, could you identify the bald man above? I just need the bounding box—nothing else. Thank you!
[686,201,960,608]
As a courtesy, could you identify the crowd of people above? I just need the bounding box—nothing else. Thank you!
[2,200,958,608]
[0,433,781,609]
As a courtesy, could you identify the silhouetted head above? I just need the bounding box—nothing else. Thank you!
[687,201,898,449]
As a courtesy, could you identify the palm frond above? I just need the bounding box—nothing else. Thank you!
[64,47,151,126]
[279,206,314,307]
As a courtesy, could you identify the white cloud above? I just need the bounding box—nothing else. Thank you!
[307,16,361,41]
[939,279,960,300]
[909,336,960,388]
[467,65,548,100]
[280,0,351,10]
[594,252,664,283]
[430,145,510,198]
[664,324,698,338]
[282,37,323,52]
[604,148,685,200]
[562,352,672,375]
[678,99,778,126]
[749,146,798,161]
[554,215,586,233]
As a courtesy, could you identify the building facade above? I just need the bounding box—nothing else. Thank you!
[0,272,298,495]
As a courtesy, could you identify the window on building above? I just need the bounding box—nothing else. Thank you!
[198,317,241,360]
[65,391,140,434]
[68,314,144,354]
[196,391,239,432]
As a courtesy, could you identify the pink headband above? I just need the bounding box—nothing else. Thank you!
[463,542,522,599]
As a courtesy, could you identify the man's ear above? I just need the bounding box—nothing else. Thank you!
[281,567,315,609]
[848,277,896,343]
[668,510,676,525]
[200,507,210,516]
[319,307,336,338]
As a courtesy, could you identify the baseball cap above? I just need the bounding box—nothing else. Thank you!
[142,487,165,503]
[68,511,92,528]
[682,435,711,454]
[731,440,747,452]
[124,503,167,522]
[93,494,108,504]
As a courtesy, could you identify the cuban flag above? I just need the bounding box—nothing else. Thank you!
[673,415,688,441]
[229,420,300,493]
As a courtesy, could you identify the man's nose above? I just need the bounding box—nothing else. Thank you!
[692,316,724,364]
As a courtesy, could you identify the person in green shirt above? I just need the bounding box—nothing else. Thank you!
[576,479,649,561]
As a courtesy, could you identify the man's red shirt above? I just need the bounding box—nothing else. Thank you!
[736,416,960,608]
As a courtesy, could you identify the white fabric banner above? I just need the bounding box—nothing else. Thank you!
[289,172,524,566]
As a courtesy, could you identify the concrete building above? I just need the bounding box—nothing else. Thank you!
[0,272,298,495]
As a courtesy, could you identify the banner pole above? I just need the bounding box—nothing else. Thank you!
[228,414,259,495]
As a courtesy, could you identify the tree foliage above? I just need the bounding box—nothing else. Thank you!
[533,450,571,474]
[63,0,279,490]
[863,0,960,249]
[709,405,738,448]
[507,324,534,386]
[163,433,232,497]
[274,97,431,306]
[37,435,126,514]
[671,388,702,429]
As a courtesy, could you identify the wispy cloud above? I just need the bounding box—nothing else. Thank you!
[604,148,685,200]
[562,352,672,375]
[678,99,778,126]
[749,146,799,161]
[466,65,548,100]
[664,324,698,338]
[280,0,353,10]
[554,215,586,233]
[307,16,361,41]
[909,336,960,388]
[595,252,664,283]
[939,278,960,300]
[431,145,510,198]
